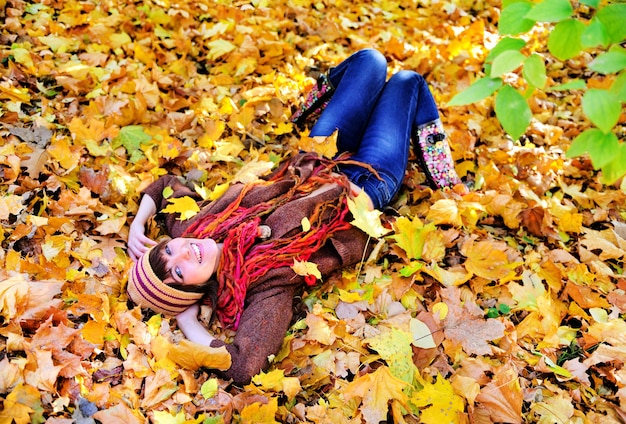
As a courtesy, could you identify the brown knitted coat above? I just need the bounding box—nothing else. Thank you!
[141,153,369,384]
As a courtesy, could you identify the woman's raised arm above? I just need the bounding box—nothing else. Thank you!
[128,195,158,261]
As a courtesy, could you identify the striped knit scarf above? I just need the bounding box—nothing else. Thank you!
[182,153,353,329]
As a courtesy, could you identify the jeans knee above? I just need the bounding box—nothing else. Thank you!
[355,49,387,74]
[389,70,424,85]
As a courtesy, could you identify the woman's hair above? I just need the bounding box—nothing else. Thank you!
[148,238,218,309]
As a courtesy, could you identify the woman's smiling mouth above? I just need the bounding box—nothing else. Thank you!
[190,242,202,263]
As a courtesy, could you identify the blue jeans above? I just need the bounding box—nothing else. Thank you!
[310,49,441,209]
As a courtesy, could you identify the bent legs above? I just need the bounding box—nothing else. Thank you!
[338,71,440,208]
[309,49,388,152]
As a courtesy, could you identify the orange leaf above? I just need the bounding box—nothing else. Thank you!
[463,240,520,282]
[474,364,523,424]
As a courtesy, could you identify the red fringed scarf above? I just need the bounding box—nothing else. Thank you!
[182,154,354,329]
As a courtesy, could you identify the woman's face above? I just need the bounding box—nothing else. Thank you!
[161,237,221,287]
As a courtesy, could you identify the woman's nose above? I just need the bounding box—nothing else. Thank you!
[173,245,191,261]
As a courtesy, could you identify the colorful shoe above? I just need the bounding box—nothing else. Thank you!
[291,72,335,126]
[413,120,462,189]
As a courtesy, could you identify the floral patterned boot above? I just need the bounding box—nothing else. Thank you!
[413,120,462,189]
[291,72,335,126]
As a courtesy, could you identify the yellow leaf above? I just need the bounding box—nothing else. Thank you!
[167,339,231,371]
[207,39,236,60]
[0,383,41,424]
[0,357,22,393]
[233,158,275,184]
[508,270,545,310]
[463,240,520,282]
[530,394,574,423]
[251,369,302,400]
[239,397,279,424]
[274,122,293,135]
[201,379,219,399]
[432,302,449,320]
[81,320,106,346]
[0,194,25,220]
[424,262,472,287]
[390,216,435,260]
[11,48,34,70]
[109,32,132,49]
[0,275,64,322]
[559,211,583,233]
[134,44,156,65]
[343,366,408,424]
[292,259,321,280]
[348,191,390,238]
[426,199,463,227]
[47,136,81,171]
[152,408,204,424]
[297,132,338,159]
[162,196,200,220]
[38,35,80,53]
[94,216,126,235]
[304,313,336,345]
[0,82,30,103]
[209,182,230,201]
[0,275,28,321]
[412,374,465,424]
[366,327,417,384]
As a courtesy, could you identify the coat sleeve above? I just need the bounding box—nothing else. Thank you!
[142,175,201,212]
[141,176,247,238]
[209,283,296,385]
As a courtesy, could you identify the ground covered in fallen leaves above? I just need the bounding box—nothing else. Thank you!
[1,0,626,423]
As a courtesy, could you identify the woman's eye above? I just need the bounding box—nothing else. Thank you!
[165,245,171,255]
[175,267,183,279]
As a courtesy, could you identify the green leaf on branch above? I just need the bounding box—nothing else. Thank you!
[499,1,536,35]
[582,89,621,133]
[581,17,611,49]
[495,85,531,141]
[600,143,626,185]
[447,77,502,106]
[523,54,547,89]
[525,0,572,23]
[548,19,585,61]
[596,4,626,45]
[486,37,526,63]
[491,50,526,78]
[567,129,619,169]
[612,72,626,102]
[588,48,626,75]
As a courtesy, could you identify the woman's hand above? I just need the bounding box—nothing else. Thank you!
[128,220,157,261]
[176,303,216,346]
[128,195,158,261]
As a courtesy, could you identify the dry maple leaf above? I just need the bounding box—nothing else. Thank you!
[440,286,505,356]
[462,239,521,283]
[474,364,523,424]
[92,403,144,424]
